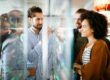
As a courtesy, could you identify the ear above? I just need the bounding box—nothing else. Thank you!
[28,17,32,22]
[28,18,32,25]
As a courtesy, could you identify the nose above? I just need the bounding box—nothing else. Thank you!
[75,19,79,24]
[39,19,43,24]
[77,19,81,24]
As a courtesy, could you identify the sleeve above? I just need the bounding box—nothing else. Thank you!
[74,45,85,73]
[27,40,42,65]
[81,41,109,80]
[2,42,14,67]
[75,44,86,65]
[2,39,25,69]
[2,39,25,79]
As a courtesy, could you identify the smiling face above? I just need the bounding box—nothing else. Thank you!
[80,19,94,38]
[30,12,43,31]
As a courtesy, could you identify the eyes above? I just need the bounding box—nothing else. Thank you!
[35,18,43,21]
[77,18,81,21]
[32,17,43,22]
[81,25,88,28]
[81,20,90,29]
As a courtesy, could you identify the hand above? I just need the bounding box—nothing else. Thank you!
[74,63,82,75]
[27,68,36,76]
[47,27,52,37]
[74,63,82,70]
[78,69,82,75]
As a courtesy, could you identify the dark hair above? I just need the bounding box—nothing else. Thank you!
[28,6,42,18]
[80,10,108,39]
[76,8,88,14]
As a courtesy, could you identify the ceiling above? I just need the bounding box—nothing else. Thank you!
[0,0,94,15]
[72,0,94,13]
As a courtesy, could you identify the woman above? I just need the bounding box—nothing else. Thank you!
[74,11,110,80]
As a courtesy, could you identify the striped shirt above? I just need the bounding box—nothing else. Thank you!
[82,47,91,65]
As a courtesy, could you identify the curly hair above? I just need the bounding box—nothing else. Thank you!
[80,10,108,39]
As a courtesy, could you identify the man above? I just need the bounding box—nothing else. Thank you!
[26,6,53,80]
[0,13,25,80]
[26,6,43,80]
[73,8,88,62]
[72,8,88,80]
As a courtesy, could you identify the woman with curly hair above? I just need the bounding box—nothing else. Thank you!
[74,11,110,80]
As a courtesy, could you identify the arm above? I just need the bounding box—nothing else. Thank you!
[27,37,42,76]
[2,38,25,79]
[2,38,25,69]
[73,44,85,74]
[74,63,82,75]
[27,40,42,67]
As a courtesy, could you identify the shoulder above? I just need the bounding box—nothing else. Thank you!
[2,36,16,47]
[94,39,107,47]
[2,36,21,51]
[92,39,109,53]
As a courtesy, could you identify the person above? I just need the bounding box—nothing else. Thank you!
[74,10,110,80]
[8,9,23,36]
[26,6,43,80]
[26,6,53,80]
[0,13,25,80]
[72,8,88,64]
[71,8,88,80]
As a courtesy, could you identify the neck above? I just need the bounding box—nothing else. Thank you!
[32,26,40,34]
[87,36,97,48]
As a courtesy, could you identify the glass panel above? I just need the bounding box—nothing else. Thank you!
[43,0,73,79]
[0,0,74,80]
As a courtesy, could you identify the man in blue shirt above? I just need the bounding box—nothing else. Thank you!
[26,6,53,80]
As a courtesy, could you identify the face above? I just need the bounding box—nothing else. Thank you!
[75,13,81,29]
[30,12,43,31]
[80,19,94,38]
[0,22,10,35]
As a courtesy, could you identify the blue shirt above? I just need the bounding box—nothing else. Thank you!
[27,27,42,80]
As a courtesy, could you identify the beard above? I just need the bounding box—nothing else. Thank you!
[34,24,42,31]
[76,23,81,29]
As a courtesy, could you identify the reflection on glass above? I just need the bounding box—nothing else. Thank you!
[0,0,26,80]
[0,0,73,80]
